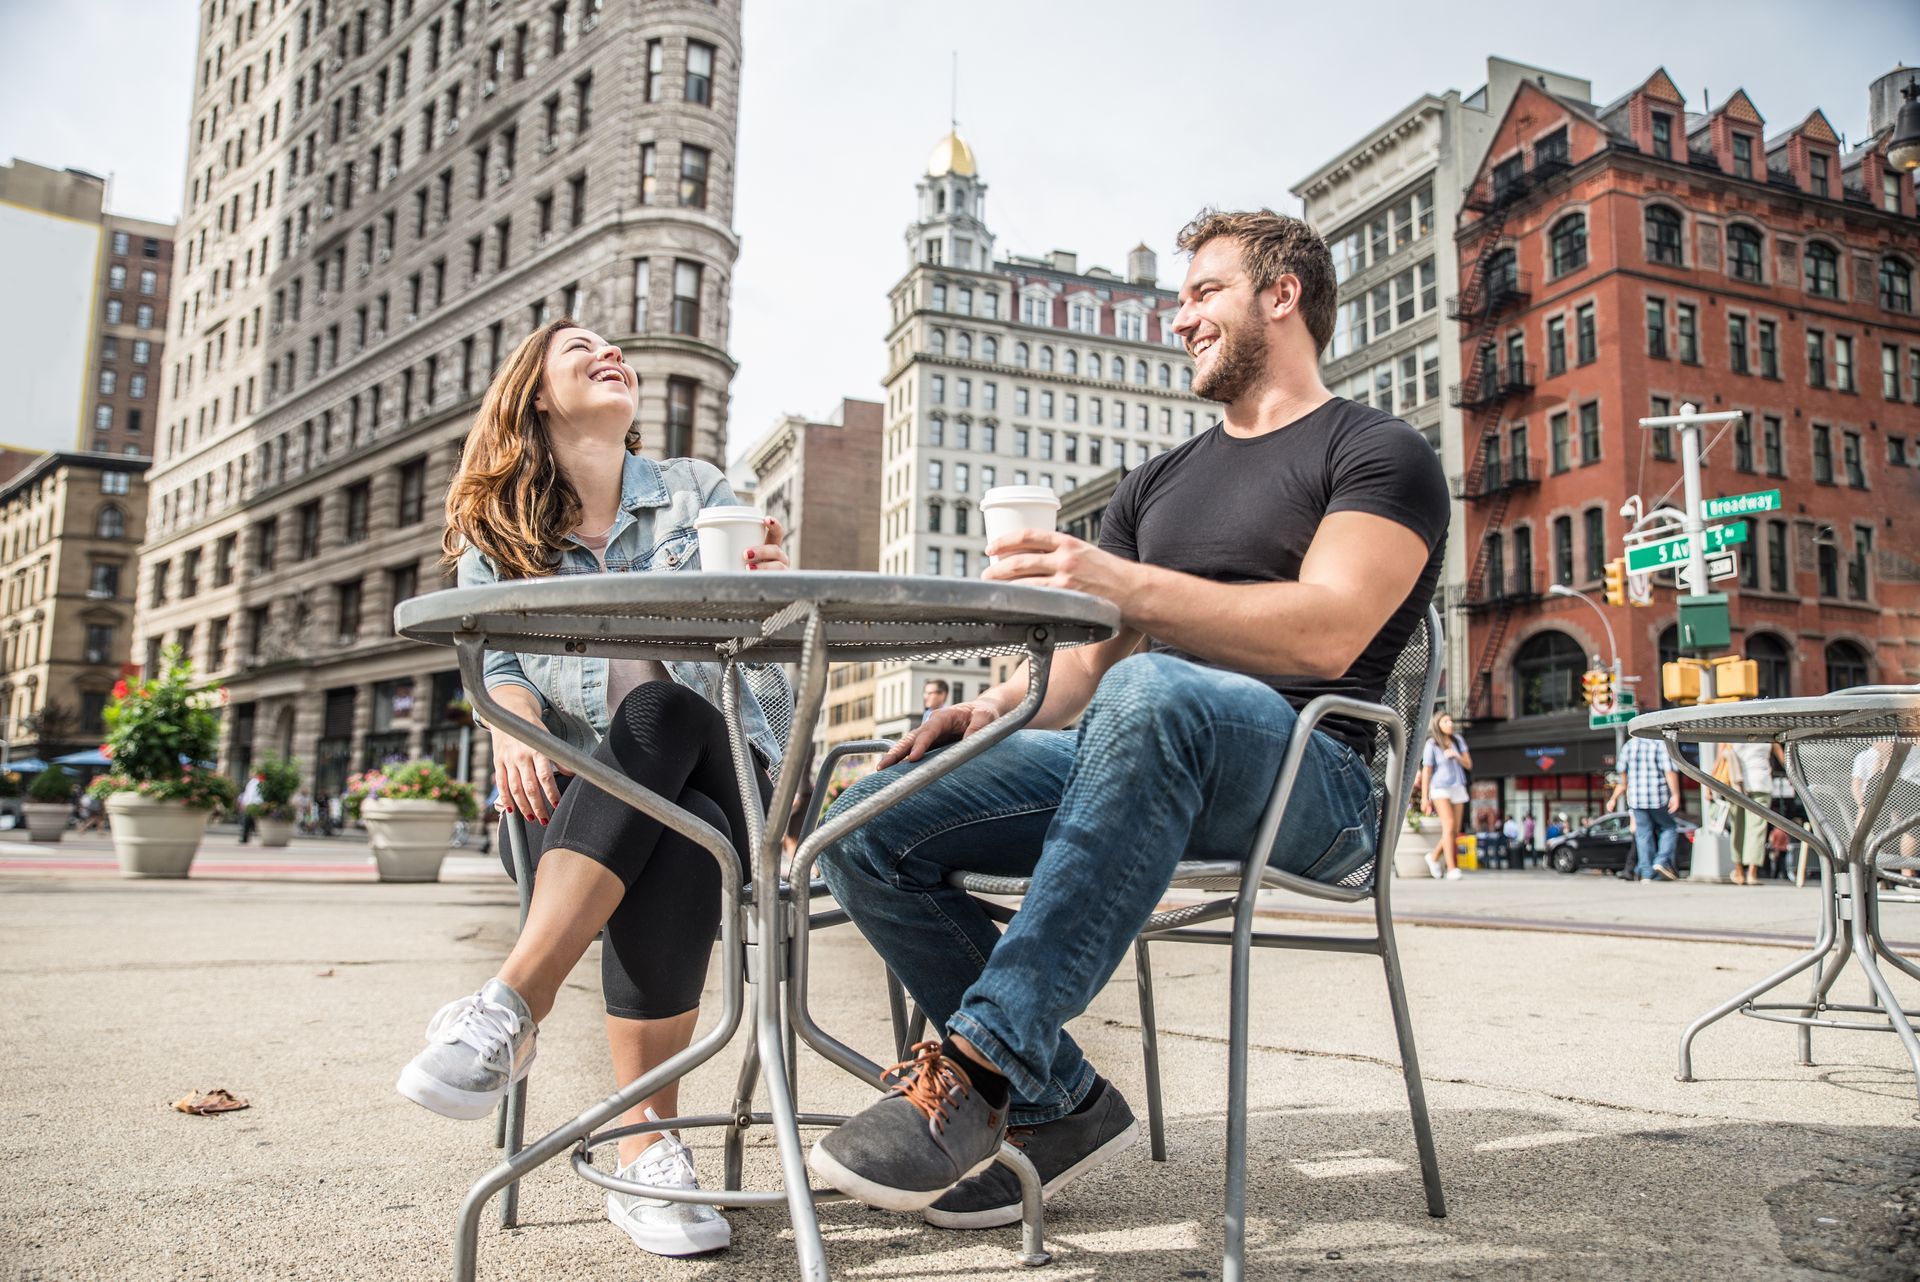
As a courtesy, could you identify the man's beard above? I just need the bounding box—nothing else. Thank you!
[1190,298,1269,404]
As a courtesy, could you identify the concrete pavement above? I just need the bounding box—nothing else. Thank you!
[2,835,1918,1280]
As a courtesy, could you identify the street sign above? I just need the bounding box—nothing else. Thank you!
[1626,569,1654,606]
[1589,709,1636,729]
[1705,551,1738,582]
[1701,489,1782,521]
[1625,521,1749,573]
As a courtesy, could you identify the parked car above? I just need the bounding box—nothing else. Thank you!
[1550,811,1698,874]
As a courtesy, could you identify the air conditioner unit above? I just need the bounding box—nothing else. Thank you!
[482,79,498,97]
[378,246,392,261]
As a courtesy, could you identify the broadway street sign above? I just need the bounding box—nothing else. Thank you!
[1701,489,1782,521]
[1626,521,1749,573]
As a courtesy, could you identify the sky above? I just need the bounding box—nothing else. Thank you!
[3,0,1915,469]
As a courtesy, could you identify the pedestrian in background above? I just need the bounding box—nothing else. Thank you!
[1417,711,1470,881]
[1609,735,1683,882]
[236,770,264,843]
[1723,739,1780,885]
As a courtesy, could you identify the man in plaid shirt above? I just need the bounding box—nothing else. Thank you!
[1611,735,1684,881]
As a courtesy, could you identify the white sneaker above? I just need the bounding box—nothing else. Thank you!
[1445,867,1463,880]
[606,1111,731,1257]
[396,979,537,1120]
[1426,854,1445,879]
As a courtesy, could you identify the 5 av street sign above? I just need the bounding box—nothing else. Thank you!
[1626,521,1749,573]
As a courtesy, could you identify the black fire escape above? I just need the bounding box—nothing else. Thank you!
[1451,146,1565,721]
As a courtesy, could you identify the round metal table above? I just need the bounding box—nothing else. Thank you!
[1630,692,1920,1103]
[396,571,1120,1282]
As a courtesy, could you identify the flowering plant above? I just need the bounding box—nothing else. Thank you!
[245,754,303,821]
[86,649,237,811]
[344,760,478,821]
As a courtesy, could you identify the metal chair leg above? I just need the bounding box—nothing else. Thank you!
[498,1078,527,1228]
[1846,863,1920,1110]
[1377,907,1445,1218]
[885,968,911,1061]
[1222,911,1254,1282]
[1133,937,1167,1162]
[724,1032,761,1200]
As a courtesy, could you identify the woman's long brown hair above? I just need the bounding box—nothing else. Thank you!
[441,317,643,580]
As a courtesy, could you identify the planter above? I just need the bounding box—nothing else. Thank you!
[361,798,458,882]
[105,792,213,878]
[1393,822,1435,879]
[22,802,69,843]
[256,817,295,848]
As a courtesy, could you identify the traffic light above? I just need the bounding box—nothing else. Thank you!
[1662,659,1704,705]
[1710,656,1759,700]
[1582,668,1611,708]
[1603,558,1627,606]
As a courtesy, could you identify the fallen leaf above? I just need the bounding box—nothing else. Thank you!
[315,968,335,978]
[173,1089,250,1115]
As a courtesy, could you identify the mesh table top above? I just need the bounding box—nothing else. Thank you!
[394,571,1122,664]
[1629,692,1920,745]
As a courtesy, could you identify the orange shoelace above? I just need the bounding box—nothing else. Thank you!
[882,1041,970,1134]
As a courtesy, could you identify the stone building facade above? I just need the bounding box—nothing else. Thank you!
[136,0,744,795]
[0,453,150,758]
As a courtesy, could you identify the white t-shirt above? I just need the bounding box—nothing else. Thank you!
[1732,741,1773,793]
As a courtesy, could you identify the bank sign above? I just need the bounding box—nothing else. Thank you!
[1525,745,1568,772]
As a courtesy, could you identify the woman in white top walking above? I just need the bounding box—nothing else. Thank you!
[1417,711,1471,879]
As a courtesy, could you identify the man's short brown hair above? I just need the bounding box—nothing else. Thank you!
[1176,208,1337,355]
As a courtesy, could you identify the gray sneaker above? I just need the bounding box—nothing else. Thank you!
[606,1110,731,1257]
[924,1079,1139,1229]
[808,1041,1009,1212]
[395,978,537,1120]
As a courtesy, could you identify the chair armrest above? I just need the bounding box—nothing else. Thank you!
[796,739,895,844]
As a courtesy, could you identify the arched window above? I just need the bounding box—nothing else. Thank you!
[1745,632,1793,700]
[1133,360,1148,385]
[1063,350,1078,375]
[1644,205,1684,265]
[1880,256,1913,313]
[1549,213,1588,275]
[1038,345,1054,372]
[96,505,125,539]
[935,189,946,214]
[1804,242,1840,298]
[928,329,946,356]
[1727,224,1764,283]
[981,336,998,362]
[927,414,944,447]
[1513,630,1585,716]
[1111,356,1125,380]
[1180,367,1193,390]
[954,331,972,359]
[1825,639,1870,692]
[1013,342,1029,368]
[1156,363,1172,387]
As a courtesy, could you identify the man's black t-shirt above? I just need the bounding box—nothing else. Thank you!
[1098,397,1449,758]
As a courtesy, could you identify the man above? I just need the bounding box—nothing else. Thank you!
[236,771,265,843]
[808,209,1449,1226]
[922,680,951,713]
[1610,736,1683,881]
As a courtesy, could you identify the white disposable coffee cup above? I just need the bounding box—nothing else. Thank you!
[980,486,1060,565]
[694,505,765,571]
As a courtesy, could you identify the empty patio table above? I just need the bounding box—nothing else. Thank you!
[395,570,1119,1282]
[1629,691,1920,1104]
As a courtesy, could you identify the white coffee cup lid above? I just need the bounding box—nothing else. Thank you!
[980,486,1059,509]
[695,505,763,524]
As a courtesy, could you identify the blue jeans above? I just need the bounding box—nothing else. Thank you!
[1632,805,1679,878]
[819,653,1377,1126]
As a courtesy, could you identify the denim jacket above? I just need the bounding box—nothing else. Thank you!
[457,452,788,767]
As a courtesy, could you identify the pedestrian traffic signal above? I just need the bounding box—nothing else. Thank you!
[1603,558,1627,606]
[1582,669,1611,708]
[1662,659,1704,705]
[1709,656,1759,700]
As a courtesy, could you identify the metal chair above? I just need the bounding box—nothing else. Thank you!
[890,607,1448,1281]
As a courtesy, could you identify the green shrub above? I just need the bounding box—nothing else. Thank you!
[344,760,478,822]
[28,768,74,803]
[247,754,303,821]
[87,647,237,811]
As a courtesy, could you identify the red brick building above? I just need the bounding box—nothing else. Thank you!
[1450,67,1920,820]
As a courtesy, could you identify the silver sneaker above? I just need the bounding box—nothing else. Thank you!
[395,978,537,1120]
[606,1111,731,1257]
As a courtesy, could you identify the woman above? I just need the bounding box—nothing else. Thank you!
[1417,710,1471,880]
[396,319,789,1259]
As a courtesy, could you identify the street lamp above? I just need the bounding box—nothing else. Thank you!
[1548,582,1627,757]
[1889,77,1920,173]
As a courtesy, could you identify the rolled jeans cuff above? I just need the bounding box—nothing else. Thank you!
[945,1010,1095,1125]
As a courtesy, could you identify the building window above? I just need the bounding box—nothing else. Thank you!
[1825,640,1869,692]
[398,458,425,525]
[1645,205,1683,265]
[1546,315,1566,376]
[671,260,701,335]
[679,145,708,209]
[1881,257,1913,313]
[1728,225,1764,283]
[96,506,126,539]
[1843,431,1865,488]
[99,370,116,396]
[1552,515,1574,586]
[1650,112,1673,159]
[638,142,657,204]
[1514,630,1585,717]
[1549,411,1570,473]
[1575,303,1596,365]
[645,39,663,101]
[1748,633,1791,697]
[1649,395,1672,459]
[1578,402,1601,464]
[1758,320,1779,378]
[1886,345,1904,400]
[1767,520,1790,592]
[1733,417,1754,472]
[1804,242,1839,299]
[1812,424,1833,484]
[1732,133,1754,178]
[1835,335,1855,393]
[1549,214,1587,276]
[685,41,714,105]
[1763,415,1784,476]
[1848,527,1872,600]
[1645,298,1667,358]
[1729,315,1749,374]
[1676,303,1698,364]
[1806,330,1827,388]
[1810,153,1831,199]
[666,377,697,456]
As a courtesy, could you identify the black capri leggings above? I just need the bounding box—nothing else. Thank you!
[499,681,772,1020]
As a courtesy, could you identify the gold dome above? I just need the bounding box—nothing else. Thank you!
[927,130,978,177]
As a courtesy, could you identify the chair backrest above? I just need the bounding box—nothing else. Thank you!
[1348,606,1446,892]
[742,665,795,749]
